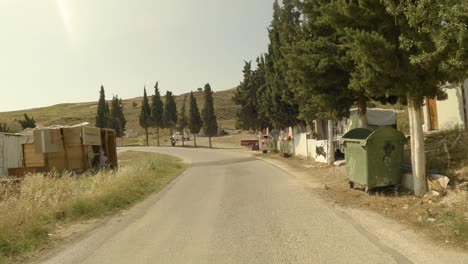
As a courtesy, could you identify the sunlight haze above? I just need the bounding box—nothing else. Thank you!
[0,0,273,111]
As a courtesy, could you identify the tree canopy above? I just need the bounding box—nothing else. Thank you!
[202,83,218,147]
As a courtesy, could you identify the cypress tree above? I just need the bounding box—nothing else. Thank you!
[177,95,188,147]
[95,85,108,128]
[258,0,301,130]
[110,95,126,138]
[233,58,270,131]
[202,83,218,148]
[283,0,354,164]
[0,123,9,133]
[188,91,203,147]
[163,91,178,139]
[139,87,152,146]
[151,82,164,146]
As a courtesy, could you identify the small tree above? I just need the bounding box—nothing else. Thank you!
[95,85,109,128]
[163,91,178,139]
[110,95,126,138]
[18,114,36,129]
[197,88,203,93]
[177,95,188,147]
[139,87,152,146]
[132,101,138,108]
[189,91,203,147]
[151,82,164,146]
[202,83,218,148]
[0,123,9,133]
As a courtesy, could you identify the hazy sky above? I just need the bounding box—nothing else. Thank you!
[0,0,274,112]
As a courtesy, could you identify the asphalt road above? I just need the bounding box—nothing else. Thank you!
[39,147,463,264]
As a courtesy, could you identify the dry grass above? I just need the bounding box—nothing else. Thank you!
[0,151,185,263]
[258,153,468,249]
[0,88,239,135]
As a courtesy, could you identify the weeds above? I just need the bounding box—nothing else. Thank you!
[0,152,185,262]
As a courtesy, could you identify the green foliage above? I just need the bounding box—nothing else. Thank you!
[233,59,270,130]
[202,83,218,137]
[259,0,301,129]
[139,87,152,130]
[284,0,353,123]
[95,85,109,128]
[163,91,178,133]
[110,95,126,137]
[0,123,9,133]
[188,91,203,135]
[151,82,164,129]
[178,95,188,132]
[18,114,36,129]
[132,101,137,108]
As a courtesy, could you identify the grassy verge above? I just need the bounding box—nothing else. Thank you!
[0,151,186,263]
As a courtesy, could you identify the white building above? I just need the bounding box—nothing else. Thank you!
[423,80,468,132]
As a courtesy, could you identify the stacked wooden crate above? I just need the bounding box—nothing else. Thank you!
[13,126,117,176]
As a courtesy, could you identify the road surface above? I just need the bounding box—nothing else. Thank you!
[39,147,467,264]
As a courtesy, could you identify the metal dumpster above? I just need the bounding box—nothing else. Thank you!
[341,127,406,192]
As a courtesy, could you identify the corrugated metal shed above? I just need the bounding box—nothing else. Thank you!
[0,133,26,176]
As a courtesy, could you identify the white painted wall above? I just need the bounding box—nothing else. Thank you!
[0,134,24,176]
[423,81,468,132]
[293,133,308,157]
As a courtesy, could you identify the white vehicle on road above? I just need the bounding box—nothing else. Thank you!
[172,132,191,141]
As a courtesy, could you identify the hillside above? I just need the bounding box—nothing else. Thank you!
[0,88,239,136]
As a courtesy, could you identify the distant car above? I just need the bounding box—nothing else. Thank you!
[172,132,191,141]
[220,128,230,136]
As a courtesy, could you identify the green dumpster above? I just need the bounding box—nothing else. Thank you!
[341,127,406,192]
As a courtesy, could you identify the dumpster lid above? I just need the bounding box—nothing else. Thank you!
[342,128,373,140]
[367,127,406,141]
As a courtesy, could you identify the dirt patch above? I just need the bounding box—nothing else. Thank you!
[256,153,468,250]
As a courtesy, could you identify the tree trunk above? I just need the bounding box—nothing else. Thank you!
[209,137,212,148]
[327,119,335,165]
[182,131,185,147]
[407,95,427,196]
[357,95,368,128]
[145,127,149,147]
[194,134,197,147]
[157,127,160,147]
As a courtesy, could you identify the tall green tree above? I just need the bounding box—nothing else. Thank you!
[139,87,152,146]
[233,58,271,131]
[18,114,36,129]
[188,91,203,147]
[151,82,164,146]
[284,0,353,164]
[0,123,9,133]
[95,85,109,128]
[319,0,467,195]
[258,0,301,130]
[202,83,218,148]
[163,91,178,139]
[110,95,126,138]
[317,0,399,128]
[386,0,467,195]
[178,95,188,147]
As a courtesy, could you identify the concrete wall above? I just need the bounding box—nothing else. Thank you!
[293,133,308,157]
[423,81,468,132]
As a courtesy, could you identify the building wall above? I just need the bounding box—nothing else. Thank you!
[423,81,468,132]
[293,133,308,157]
[0,134,23,176]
